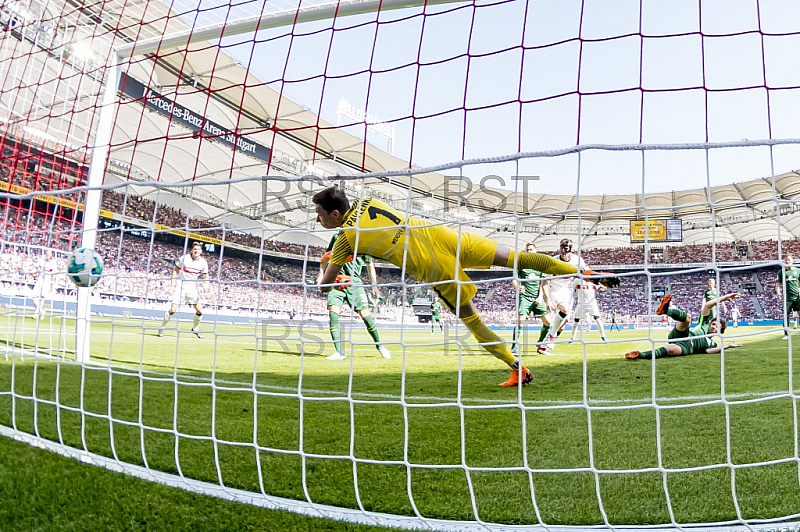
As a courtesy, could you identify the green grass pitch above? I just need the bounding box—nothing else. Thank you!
[1,314,799,528]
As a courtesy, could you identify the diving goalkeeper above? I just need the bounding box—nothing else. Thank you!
[313,186,619,387]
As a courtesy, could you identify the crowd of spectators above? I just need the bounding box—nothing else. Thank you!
[94,229,332,315]
[3,191,800,324]
[0,233,794,324]
[579,242,741,266]
[575,239,800,266]
[580,246,645,265]
[757,270,782,320]
[469,269,784,326]
[101,190,326,257]
[0,144,84,194]
[0,204,79,251]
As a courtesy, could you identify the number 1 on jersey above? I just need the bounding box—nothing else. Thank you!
[367,205,401,225]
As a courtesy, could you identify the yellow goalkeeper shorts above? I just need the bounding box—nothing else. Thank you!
[404,224,497,312]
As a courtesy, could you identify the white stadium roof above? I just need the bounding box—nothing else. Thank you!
[4,0,800,251]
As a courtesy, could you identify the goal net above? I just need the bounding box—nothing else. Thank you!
[1,0,800,530]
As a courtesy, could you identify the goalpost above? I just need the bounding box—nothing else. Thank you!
[1,0,800,530]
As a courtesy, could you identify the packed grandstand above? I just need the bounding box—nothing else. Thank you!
[2,186,798,327]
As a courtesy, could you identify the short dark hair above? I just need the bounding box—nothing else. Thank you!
[719,320,727,334]
[313,187,350,215]
[192,241,203,249]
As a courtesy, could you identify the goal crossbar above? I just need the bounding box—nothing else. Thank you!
[114,0,466,59]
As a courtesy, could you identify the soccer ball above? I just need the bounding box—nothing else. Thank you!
[67,248,104,287]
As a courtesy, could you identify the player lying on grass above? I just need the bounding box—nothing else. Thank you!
[312,186,619,387]
[625,292,742,360]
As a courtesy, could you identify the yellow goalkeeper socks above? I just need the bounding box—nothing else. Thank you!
[507,251,577,276]
[461,313,515,365]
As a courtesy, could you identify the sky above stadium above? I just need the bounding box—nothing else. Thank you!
[164,0,800,197]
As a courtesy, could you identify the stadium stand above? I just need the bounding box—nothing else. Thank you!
[1,153,797,325]
[101,190,326,256]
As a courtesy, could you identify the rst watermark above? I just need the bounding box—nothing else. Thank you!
[439,175,540,213]
[258,318,509,358]
[259,319,327,356]
[261,174,541,214]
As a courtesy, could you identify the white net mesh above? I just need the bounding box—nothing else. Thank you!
[1,0,800,529]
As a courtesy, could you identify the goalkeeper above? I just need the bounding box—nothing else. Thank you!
[312,187,619,387]
[625,292,741,360]
[318,235,391,360]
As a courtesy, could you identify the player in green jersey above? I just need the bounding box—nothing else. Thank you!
[510,243,552,355]
[625,292,741,360]
[610,309,621,331]
[776,253,800,340]
[430,296,443,333]
[318,234,391,360]
[702,278,726,321]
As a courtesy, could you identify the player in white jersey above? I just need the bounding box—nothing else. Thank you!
[568,278,608,343]
[32,251,59,319]
[544,239,587,352]
[158,242,210,338]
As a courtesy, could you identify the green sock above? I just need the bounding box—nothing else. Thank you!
[537,324,550,343]
[329,312,343,353]
[512,325,520,348]
[639,347,668,360]
[363,315,381,346]
[666,307,687,322]
[506,251,577,276]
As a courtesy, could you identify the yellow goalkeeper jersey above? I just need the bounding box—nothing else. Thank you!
[329,198,412,267]
[329,198,497,310]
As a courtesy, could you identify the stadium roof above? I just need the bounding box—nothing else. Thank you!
[6,0,800,251]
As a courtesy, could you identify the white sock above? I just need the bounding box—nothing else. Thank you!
[550,311,566,335]
[160,311,172,328]
[570,322,579,339]
[597,319,607,338]
[193,313,201,329]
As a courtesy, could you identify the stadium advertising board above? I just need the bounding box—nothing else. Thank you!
[630,219,682,243]
[119,75,271,164]
[0,181,82,210]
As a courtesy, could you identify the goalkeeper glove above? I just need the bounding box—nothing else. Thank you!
[582,270,621,289]
[334,274,353,290]
[320,251,353,264]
